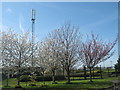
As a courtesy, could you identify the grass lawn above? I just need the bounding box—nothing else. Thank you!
[70,76,102,80]
[1,76,120,89]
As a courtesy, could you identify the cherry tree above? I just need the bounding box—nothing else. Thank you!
[36,41,49,85]
[37,36,61,84]
[78,33,117,82]
[51,23,81,83]
[1,30,17,86]
[1,30,34,86]
[46,36,61,84]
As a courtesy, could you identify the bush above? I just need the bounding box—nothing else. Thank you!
[70,73,100,77]
[111,72,115,74]
[35,75,66,81]
[22,72,32,75]
[29,84,36,86]
[35,76,51,81]
[96,71,103,73]
[51,81,58,84]
[4,85,10,87]
[55,75,66,80]
[20,75,32,82]
[15,85,22,88]
[2,73,7,80]
[40,84,48,87]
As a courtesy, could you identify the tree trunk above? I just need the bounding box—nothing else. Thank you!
[93,68,94,79]
[89,67,93,82]
[115,67,117,77]
[100,65,103,79]
[63,65,65,76]
[17,78,20,86]
[17,62,21,86]
[108,68,110,77]
[26,81,27,86]
[17,54,21,86]
[66,68,70,83]
[17,69,20,86]
[52,69,55,83]
[42,71,45,85]
[6,73,9,86]
[84,66,87,80]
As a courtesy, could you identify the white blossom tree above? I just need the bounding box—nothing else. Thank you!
[37,37,61,84]
[1,30,17,86]
[1,30,35,86]
[45,37,61,84]
[36,41,49,85]
[50,23,81,83]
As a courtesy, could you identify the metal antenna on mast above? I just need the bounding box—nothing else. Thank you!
[31,9,35,68]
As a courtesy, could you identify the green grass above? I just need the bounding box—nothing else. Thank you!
[70,76,102,80]
[102,69,115,73]
[1,76,120,89]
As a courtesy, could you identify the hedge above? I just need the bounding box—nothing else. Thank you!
[19,75,66,82]
[20,75,32,82]
[35,75,66,81]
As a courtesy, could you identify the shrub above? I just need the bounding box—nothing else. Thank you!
[55,75,66,80]
[35,76,51,81]
[111,72,115,74]
[4,85,10,87]
[96,71,103,73]
[22,72,32,75]
[35,75,66,81]
[40,84,48,87]
[51,81,58,84]
[20,75,32,82]
[15,85,22,88]
[70,73,100,77]
[29,84,36,86]
[2,73,7,80]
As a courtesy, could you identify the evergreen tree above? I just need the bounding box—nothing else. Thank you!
[115,56,120,72]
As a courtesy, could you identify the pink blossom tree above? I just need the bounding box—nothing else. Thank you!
[78,33,117,82]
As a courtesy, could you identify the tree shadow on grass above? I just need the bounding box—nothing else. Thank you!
[64,80,111,85]
[70,77,102,81]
